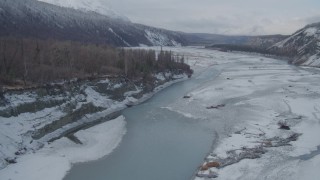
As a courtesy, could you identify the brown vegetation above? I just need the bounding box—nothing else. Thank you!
[200,161,220,171]
[0,37,192,88]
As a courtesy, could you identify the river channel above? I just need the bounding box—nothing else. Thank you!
[64,56,221,180]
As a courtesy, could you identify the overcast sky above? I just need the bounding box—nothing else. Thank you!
[104,0,320,35]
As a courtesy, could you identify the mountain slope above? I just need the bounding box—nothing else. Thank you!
[0,0,291,48]
[0,0,185,47]
[246,34,288,48]
[270,23,320,67]
[37,0,130,21]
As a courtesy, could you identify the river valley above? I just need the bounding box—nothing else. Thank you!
[1,47,320,180]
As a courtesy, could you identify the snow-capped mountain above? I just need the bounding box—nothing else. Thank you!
[0,0,292,49]
[37,0,130,21]
[0,0,185,47]
[270,23,320,67]
[246,35,287,48]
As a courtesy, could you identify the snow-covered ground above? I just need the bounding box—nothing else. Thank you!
[152,47,320,180]
[0,83,131,168]
[0,116,126,180]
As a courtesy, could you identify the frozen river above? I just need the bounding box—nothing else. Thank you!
[64,56,222,180]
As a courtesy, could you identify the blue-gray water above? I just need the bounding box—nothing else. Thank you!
[298,146,320,161]
[64,67,220,180]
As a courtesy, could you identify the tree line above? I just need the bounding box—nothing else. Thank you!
[0,37,192,87]
[208,44,298,58]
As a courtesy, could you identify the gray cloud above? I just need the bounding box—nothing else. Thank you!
[304,15,320,24]
[103,0,320,35]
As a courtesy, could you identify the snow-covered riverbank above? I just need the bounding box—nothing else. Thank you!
[159,47,320,180]
[0,69,189,180]
[0,116,126,180]
[128,46,320,179]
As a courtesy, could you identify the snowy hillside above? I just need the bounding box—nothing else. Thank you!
[247,35,287,48]
[144,28,182,47]
[0,0,186,47]
[37,0,130,21]
[270,23,320,67]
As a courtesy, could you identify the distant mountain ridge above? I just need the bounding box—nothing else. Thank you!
[204,23,320,68]
[269,22,320,67]
[183,33,287,48]
[0,0,292,49]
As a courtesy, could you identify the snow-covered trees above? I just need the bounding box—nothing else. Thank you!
[0,37,191,87]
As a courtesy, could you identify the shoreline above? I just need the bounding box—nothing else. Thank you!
[191,52,320,179]
[50,75,189,143]
[0,74,190,180]
[0,116,127,180]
